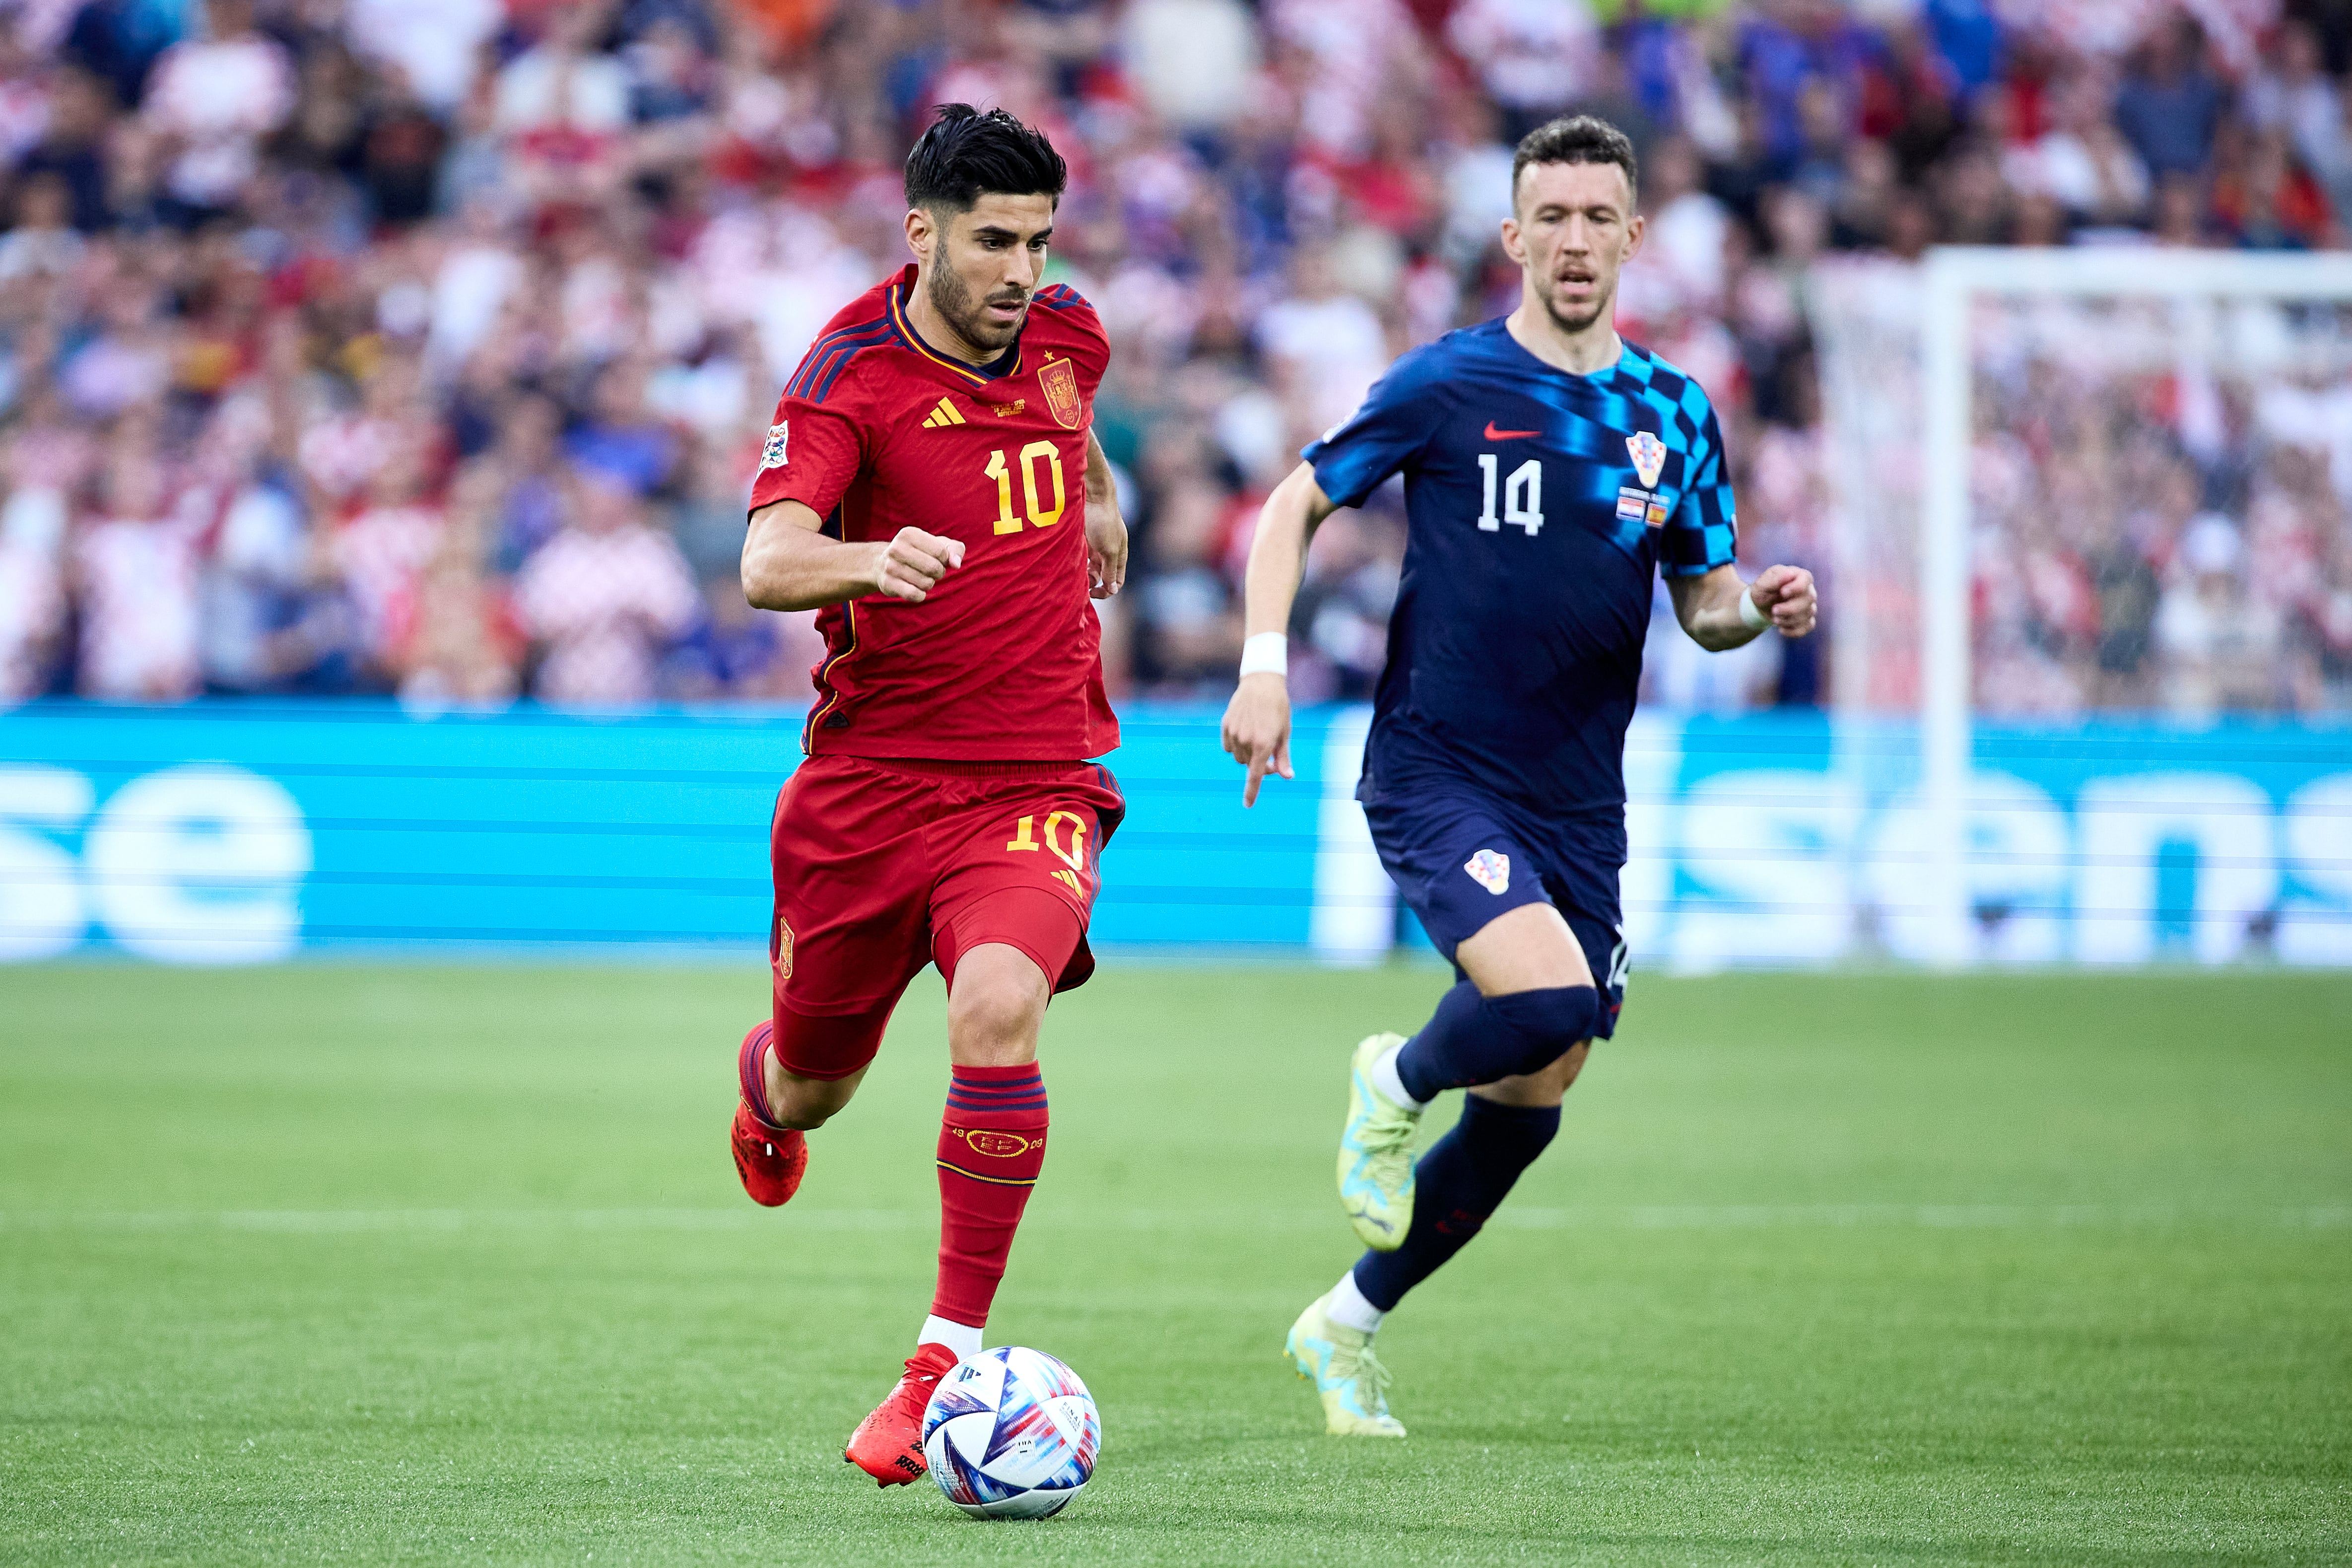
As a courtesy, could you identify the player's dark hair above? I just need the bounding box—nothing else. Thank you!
[903,103,1068,214]
[1511,115,1638,209]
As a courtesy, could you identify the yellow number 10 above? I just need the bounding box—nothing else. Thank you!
[984,441,1066,535]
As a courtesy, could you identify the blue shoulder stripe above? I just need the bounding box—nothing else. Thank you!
[806,326,895,402]
[1030,284,1088,312]
[785,316,893,400]
[787,315,886,382]
[786,319,892,400]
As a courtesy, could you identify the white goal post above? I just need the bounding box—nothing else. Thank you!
[1912,247,2352,965]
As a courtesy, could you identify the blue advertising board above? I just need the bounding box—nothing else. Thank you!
[0,701,2345,966]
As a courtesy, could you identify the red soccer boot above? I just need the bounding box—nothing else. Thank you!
[843,1342,960,1486]
[730,1102,806,1207]
[731,1021,806,1207]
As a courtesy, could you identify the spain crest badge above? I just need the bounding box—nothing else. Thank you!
[1039,354,1083,429]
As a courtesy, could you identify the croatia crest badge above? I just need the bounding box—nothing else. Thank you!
[760,421,790,471]
[1463,848,1512,895]
[1626,430,1666,488]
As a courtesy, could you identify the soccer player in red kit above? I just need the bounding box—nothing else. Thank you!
[727,104,1127,1487]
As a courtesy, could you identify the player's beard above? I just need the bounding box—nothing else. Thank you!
[1542,272,1613,336]
[929,262,1027,357]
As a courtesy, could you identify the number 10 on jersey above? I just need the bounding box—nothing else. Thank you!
[985,441,1067,535]
[1476,453,1544,536]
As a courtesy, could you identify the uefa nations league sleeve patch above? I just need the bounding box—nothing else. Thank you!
[1464,849,1512,895]
[761,421,790,470]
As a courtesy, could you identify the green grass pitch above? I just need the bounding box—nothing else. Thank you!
[2,963,2347,1566]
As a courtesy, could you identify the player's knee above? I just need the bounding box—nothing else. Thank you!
[945,967,1048,1062]
[1483,985,1599,1078]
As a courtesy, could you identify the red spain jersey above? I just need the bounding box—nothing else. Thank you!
[749,264,1119,761]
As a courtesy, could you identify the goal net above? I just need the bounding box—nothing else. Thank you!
[1810,248,2352,967]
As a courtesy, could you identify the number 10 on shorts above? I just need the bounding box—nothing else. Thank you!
[1007,812,1090,894]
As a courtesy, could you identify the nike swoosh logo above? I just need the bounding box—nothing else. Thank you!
[1484,422,1541,440]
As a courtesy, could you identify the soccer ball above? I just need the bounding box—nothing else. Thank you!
[920,1346,1099,1519]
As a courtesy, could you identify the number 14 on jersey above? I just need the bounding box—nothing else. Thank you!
[1476,453,1544,536]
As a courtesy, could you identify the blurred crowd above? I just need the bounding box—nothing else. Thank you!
[1971,322,2352,717]
[0,0,2347,714]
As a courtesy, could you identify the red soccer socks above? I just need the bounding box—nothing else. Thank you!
[931,1063,1048,1327]
[844,1341,959,1486]
[731,1020,806,1207]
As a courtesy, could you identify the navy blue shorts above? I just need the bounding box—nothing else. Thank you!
[1361,786,1628,1040]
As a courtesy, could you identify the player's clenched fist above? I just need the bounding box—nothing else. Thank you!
[1749,564,1817,637]
[1220,673,1294,808]
[872,527,965,603]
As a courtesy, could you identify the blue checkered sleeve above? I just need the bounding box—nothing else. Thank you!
[1661,403,1737,578]
[1302,343,1454,509]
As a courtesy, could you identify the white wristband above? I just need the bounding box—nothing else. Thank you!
[1239,632,1288,679]
[1738,588,1770,630]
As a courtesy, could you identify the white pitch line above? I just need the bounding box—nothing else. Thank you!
[0,1205,2343,1234]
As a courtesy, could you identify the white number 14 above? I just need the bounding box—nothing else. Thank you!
[1476,454,1544,536]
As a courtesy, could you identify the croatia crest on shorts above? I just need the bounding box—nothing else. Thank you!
[1039,355,1083,429]
[1463,848,1511,895]
[1626,430,1666,488]
[760,421,789,470]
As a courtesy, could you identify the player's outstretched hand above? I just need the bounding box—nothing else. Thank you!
[1085,494,1128,600]
[1220,673,1293,808]
[1750,564,1817,636]
[873,527,964,603]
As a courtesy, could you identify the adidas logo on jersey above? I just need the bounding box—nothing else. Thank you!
[921,397,967,428]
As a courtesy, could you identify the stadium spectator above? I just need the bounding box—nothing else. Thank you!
[336,435,448,682]
[139,0,296,220]
[1446,0,1603,142]
[0,173,86,281]
[565,357,678,496]
[2155,515,2287,713]
[393,466,523,708]
[0,485,66,699]
[1257,244,1391,439]
[495,3,631,139]
[347,0,504,116]
[73,443,203,700]
[2001,67,2151,227]
[2112,9,2229,180]
[513,465,698,705]
[198,474,310,693]
[13,65,113,231]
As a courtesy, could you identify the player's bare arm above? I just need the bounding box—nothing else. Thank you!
[1668,561,1817,650]
[741,498,965,611]
[1219,461,1341,806]
[1083,429,1126,599]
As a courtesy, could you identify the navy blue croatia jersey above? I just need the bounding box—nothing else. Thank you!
[1304,319,1737,836]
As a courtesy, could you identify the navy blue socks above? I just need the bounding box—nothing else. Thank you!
[1352,1094,1560,1311]
[1393,981,1598,1102]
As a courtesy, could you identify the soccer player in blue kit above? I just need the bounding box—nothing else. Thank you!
[1220,116,1818,1436]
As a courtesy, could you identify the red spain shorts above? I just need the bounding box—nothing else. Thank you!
[766,755,1125,1080]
